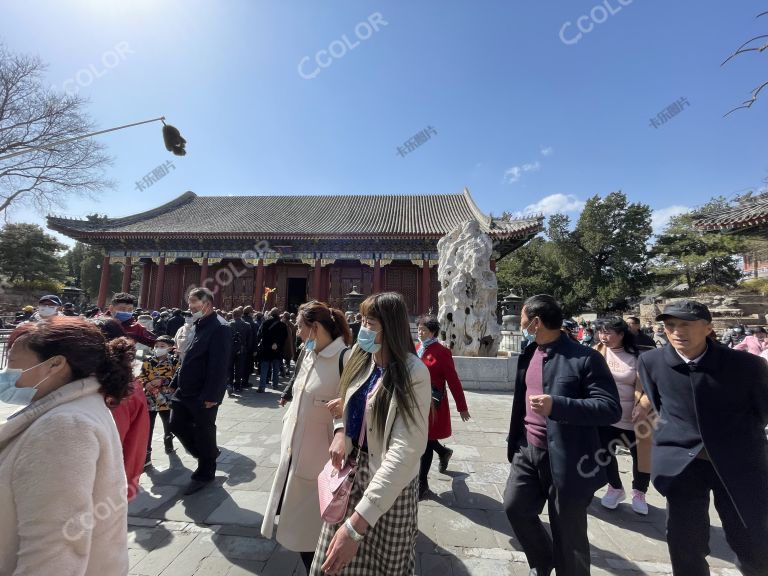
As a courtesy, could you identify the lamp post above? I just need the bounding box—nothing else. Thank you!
[0,116,186,162]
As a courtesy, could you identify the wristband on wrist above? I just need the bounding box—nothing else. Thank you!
[344,519,365,542]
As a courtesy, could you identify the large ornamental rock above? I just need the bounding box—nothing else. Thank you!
[437,220,500,357]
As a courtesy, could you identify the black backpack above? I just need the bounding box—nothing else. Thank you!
[231,324,243,353]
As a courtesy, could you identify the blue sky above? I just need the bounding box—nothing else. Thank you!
[3,0,768,245]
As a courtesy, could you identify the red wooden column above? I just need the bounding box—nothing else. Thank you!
[313,258,322,299]
[320,266,330,303]
[254,258,265,307]
[121,257,132,293]
[373,258,381,293]
[139,261,152,308]
[421,259,431,314]
[200,257,209,285]
[97,256,111,310]
[152,257,166,309]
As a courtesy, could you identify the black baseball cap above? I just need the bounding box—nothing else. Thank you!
[39,295,62,306]
[656,300,712,323]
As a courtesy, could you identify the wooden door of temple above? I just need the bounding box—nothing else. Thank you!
[215,262,255,310]
[384,265,418,316]
[328,264,372,310]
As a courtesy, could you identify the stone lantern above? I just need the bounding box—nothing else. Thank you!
[344,285,365,314]
[61,285,87,313]
[499,290,523,331]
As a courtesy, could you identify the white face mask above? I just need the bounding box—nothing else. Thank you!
[38,306,58,318]
[153,347,170,357]
[184,316,194,325]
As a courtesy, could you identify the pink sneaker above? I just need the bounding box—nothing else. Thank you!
[631,490,648,515]
[600,486,626,510]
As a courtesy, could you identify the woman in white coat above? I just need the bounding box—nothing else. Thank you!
[261,301,352,574]
[0,317,134,575]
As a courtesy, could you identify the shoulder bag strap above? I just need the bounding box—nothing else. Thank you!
[338,347,349,377]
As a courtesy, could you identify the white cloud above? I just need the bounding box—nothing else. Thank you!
[520,193,585,216]
[504,161,540,183]
[651,205,690,235]
[540,146,553,156]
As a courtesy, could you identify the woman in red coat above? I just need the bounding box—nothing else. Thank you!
[415,315,471,500]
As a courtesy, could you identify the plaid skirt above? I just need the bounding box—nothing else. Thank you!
[309,452,419,576]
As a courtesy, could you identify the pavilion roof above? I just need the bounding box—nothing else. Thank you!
[47,188,543,240]
[694,193,768,232]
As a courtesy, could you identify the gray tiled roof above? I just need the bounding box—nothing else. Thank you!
[47,189,543,238]
[695,195,768,231]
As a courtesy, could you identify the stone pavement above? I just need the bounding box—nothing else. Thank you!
[127,377,741,575]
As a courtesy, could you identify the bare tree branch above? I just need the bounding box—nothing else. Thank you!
[0,43,114,218]
[721,34,768,65]
[725,80,768,116]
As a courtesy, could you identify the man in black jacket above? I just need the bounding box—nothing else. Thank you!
[504,295,621,576]
[256,308,288,392]
[639,300,768,576]
[242,305,257,384]
[169,287,232,495]
[627,316,656,348]
[228,307,252,394]
[166,308,185,339]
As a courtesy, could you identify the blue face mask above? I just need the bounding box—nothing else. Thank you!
[0,360,51,407]
[357,326,381,354]
[522,318,538,343]
[114,311,133,323]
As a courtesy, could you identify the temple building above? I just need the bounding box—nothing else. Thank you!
[695,193,768,278]
[47,188,543,314]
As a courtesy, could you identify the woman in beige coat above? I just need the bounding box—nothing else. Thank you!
[261,301,352,574]
[310,292,431,576]
[0,317,134,576]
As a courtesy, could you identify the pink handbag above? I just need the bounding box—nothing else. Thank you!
[317,396,369,524]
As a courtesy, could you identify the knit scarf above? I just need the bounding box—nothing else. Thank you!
[417,337,439,358]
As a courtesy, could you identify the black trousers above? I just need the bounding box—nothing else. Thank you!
[147,410,172,453]
[597,425,650,493]
[419,439,449,490]
[666,459,768,576]
[228,351,250,389]
[503,444,592,576]
[169,399,219,481]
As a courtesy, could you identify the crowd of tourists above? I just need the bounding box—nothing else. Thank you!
[0,289,766,575]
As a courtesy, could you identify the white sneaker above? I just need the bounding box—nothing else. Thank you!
[600,486,626,510]
[631,490,648,515]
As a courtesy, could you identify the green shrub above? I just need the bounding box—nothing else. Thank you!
[741,278,768,296]
[11,279,65,294]
[692,284,729,295]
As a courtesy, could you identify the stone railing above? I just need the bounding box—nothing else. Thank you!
[453,355,518,391]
